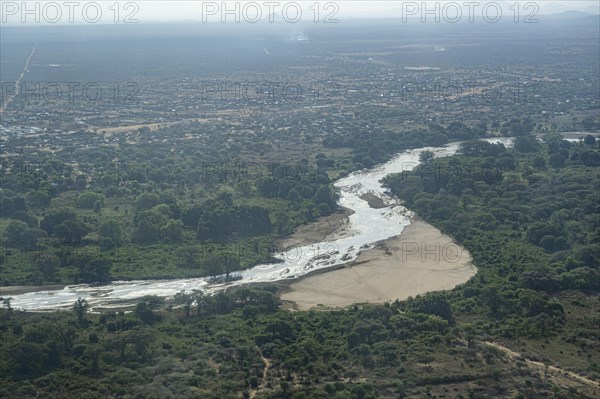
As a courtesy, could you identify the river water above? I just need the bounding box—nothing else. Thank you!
[8,134,587,311]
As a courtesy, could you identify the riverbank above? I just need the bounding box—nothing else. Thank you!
[280,219,477,310]
[0,284,66,297]
[276,208,354,250]
[4,134,524,310]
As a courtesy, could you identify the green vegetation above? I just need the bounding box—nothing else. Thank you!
[0,144,340,285]
[2,285,597,399]
[1,134,598,398]
[1,17,599,398]
[383,134,599,385]
[385,134,599,305]
[325,121,496,168]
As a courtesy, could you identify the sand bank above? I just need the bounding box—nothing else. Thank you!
[281,219,476,310]
[276,208,354,251]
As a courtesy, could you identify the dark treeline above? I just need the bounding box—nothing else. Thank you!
[3,284,593,399]
[0,132,341,285]
[324,119,535,168]
[384,134,599,370]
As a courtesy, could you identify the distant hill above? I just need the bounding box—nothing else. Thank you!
[543,10,600,20]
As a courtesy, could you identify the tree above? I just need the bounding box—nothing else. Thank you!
[395,381,407,398]
[193,290,206,316]
[36,254,59,279]
[93,200,102,213]
[129,328,154,359]
[273,209,291,235]
[29,190,51,207]
[539,235,556,252]
[0,190,26,217]
[4,219,28,244]
[235,180,253,197]
[160,219,184,243]
[76,192,104,209]
[410,293,453,323]
[177,245,203,269]
[532,156,546,170]
[518,289,549,317]
[419,150,435,164]
[287,188,302,203]
[174,291,194,317]
[79,258,111,283]
[481,285,503,316]
[205,254,224,278]
[132,219,160,245]
[416,352,435,369]
[582,117,599,130]
[99,220,125,244]
[549,153,565,168]
[583,134,596,146]
[2,297,13,313]
[280,381,291,395]
[53,220,89,243]
[462,323,476,348]
[73,174,87,190]
[20,228,48,249]
[458,140,504,157]
[10,210,38,227]
[222,254,240,281]
[357,343,371,358]
[73,297,89,326]
[41,207,77,235]
[514,135,539,153]
[134,192,161,211]
[6,342,50,377]
[135,296,164,324]
[316,201,330,216]
[314,186,336,209]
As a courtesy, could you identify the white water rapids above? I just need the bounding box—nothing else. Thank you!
[2,136,549,311]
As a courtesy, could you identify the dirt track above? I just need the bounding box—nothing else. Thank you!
[484,341,600,392]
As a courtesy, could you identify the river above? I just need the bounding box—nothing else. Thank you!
[6,134,594,311]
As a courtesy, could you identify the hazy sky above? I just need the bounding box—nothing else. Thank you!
[119,0,600,19]
[1,1,598,25]
[124,1,600,20]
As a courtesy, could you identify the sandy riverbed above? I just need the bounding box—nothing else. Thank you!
[280,219,476,310]
[276,209,354,251]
